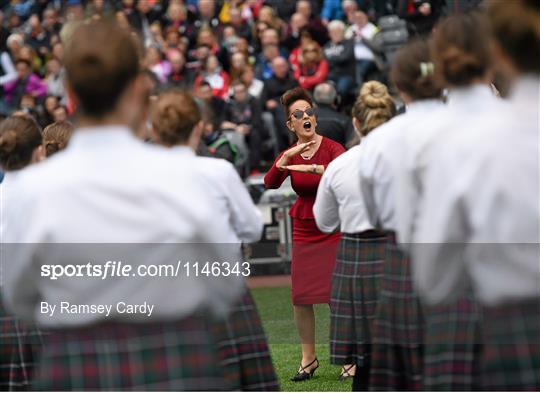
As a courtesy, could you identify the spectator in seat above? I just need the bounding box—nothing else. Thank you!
[345,10,378,88]
[39,94,58,128]
[145,45,171,84]
[294,40,329,91]
[4,58,47,111]
[296,0,329,46]
[166,50,194,89]
[395,0,444,36]
[194,54,230,99]
[229,51,248,82]
[45,57,66,101]
[283,12,309,52]
[194,80,226,131]
[255,43,281,81]
[321,0,344,25]
[261,56,298,151]
[239,64,264,100]
[342,0,358,26]
[313,82,355,147]
[228,6,252,41]
[324,20,356,99]
[221,80,263,173]
[52,105,68,123]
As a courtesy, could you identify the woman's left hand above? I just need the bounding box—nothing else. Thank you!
[284,164,323,175]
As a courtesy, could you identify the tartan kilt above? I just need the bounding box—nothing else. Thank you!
[329,232,387,366]
[481,299,540,391]
[370,238,424,391]
[423,294,482,391]
[212,289,279,391]
[0,295,43,391]
[33,316,228,391]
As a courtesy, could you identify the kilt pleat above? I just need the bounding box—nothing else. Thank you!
[212,289,279,391]
[370,239,424,391]
[423,295,482,391]
[33,317,227,391]
[0,296,43,391]
[481,299,540,391]
[329,232,387,366]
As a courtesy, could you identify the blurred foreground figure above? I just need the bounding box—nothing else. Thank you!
[313,81,396,389]
[413,1,540,390]
[0,115,44,390]
[397,11,499,390]
[1,20,244,390]
[151,89,279,391]
[359,38,444,391]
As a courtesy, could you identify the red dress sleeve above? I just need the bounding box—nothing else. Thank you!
[264,151,289,189]
[328,138,345,161]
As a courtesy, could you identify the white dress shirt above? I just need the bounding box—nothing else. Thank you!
[395,87,502,247]
[412,76,540,306]
[314,144,375,234]
[167,146,263,244]
[345,23,378,61]
[358,103,445,231]
[1,126,244,326]
[0,52,17,86]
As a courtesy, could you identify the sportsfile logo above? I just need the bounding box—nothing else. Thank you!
[40,260,251,280]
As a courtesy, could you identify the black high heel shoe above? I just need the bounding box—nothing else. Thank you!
[290,358,319,382]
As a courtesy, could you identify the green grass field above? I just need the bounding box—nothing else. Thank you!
[251,286,352,392]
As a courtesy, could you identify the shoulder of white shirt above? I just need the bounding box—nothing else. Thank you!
[323,144,361,177]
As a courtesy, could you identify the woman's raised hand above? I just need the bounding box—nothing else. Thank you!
[276,141,316,171]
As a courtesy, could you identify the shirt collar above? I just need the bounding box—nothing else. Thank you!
[169,145,196,157]
[446,84,496,110]
[509,74,540,106]
[67,125,137,151]
[405,99,444,114]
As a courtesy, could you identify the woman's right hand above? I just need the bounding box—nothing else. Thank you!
[276,141,316,171]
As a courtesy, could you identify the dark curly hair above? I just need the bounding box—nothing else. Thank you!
[280,87,314,118]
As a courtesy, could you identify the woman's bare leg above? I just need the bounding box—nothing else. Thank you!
[293,304,318,370]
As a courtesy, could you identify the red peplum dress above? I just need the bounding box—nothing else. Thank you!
[264,137,345,305]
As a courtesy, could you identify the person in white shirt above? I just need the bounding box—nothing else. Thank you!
[0,115,45,391]
[1,20,243,391]
[413,2,540,390]
[0,51,17,114]
[402,12,500,390]
[356,39,442,390]
[314,81,395,390]
[150,89,279,391]
[345,10,378,88]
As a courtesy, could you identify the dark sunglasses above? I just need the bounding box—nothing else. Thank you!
[290,108,315,120]
[303,48,317,53]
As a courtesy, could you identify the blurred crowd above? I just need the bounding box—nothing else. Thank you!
[0,0,482,175]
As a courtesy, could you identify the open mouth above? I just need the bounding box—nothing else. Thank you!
[303,121,311,130]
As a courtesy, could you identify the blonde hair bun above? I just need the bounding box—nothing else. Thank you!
[358,81,391,109]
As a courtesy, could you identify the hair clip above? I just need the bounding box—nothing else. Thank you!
[420,62,435,77]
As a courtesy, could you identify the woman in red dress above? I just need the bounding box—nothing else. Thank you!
[264,87,345,381]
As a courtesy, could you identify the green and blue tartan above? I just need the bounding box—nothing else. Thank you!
[0,295,43,391]
[329,232,387,366]
[481,299,540,391]
[213,288,279,391]
[423,294,483,391]
[33,316,228,391]
[369,237,424,391]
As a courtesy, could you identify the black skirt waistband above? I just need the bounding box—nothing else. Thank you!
[342,230,391,239]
